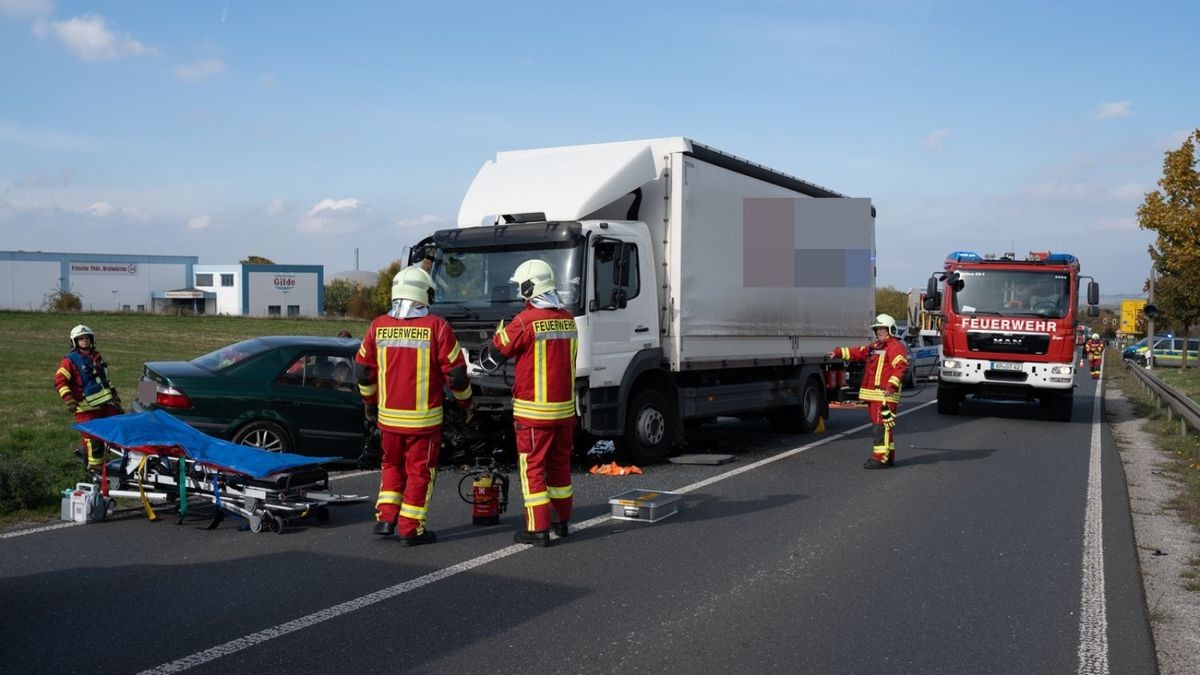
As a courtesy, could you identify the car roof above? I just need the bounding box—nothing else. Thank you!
[255,336,361,349]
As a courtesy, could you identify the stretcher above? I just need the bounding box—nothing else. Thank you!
[74,410,368,533]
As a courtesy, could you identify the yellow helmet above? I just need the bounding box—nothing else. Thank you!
[391,265,435,305]
[69,324,95,347]
[870,313,898,337]
[510,259,556,299]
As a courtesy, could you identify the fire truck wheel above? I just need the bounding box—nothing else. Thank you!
[616,388,675,465]
[1045,392,1073,422]
[936,386,961,415]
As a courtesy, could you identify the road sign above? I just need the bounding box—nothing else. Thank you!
[1120,299,1147,335]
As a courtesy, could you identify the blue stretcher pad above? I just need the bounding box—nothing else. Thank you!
[74,410,337,480]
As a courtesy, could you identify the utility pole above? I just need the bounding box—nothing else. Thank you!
[1146,271,1155,370]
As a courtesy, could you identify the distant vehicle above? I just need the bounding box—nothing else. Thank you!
[1127,335,1200,367]
[902,329,942,386]
[134,336,365,458]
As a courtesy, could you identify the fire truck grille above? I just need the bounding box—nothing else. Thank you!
[967,332,1050,355]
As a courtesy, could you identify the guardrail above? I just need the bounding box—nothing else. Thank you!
[1123,358,1200,436]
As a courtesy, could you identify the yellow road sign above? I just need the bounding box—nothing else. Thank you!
[1120,299,1147,335]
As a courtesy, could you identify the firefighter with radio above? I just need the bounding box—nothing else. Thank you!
[1084,332,1104,380]
[478,259,577,547]
[356,265,473,546]
[828,314,909,469]
[54,325,123,471]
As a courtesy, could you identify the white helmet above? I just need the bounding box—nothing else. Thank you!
[1091,333,1100,340]
[870,314,899,337]
[69,324,95,348]
[391,266,435,305]
[510,259,556,299]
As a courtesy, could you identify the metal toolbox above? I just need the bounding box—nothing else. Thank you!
[608,489,681,523]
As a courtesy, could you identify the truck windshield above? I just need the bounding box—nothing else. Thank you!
[429,242,584,313]
[951,270,1071,318]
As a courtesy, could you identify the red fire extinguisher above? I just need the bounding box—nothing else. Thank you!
[459,460,509,526]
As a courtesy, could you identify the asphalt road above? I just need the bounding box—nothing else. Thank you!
[0,375,1155,674]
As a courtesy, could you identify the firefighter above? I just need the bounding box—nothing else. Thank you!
[54,325,123,470]
[356,265,473,546]
[828,314,909,469]
[1085,332,1104,379]
[478,259,577,547]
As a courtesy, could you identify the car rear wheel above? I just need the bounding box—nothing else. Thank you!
[232,420,292,453]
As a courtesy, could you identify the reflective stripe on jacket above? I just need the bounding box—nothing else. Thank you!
[493,306,578,426]
[837,338,908,404]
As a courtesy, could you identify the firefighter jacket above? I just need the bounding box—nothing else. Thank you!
[356,313,471,434]
[55,349,118,412]
[1085,339,1104,359]
[492,306,578,426]
[837,337,908,404]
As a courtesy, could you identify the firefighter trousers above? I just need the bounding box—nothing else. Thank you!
[868,400,897,464]
[514,418,574,532]
[376,430,439,537]
[75,406,120,469]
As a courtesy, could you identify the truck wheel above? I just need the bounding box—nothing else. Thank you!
[1045,392,1073,422]
[616,389,674,465]
[767,376,824,434]
[936,386,961,415]
[232,420,292,453]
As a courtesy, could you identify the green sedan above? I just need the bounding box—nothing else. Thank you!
[134,336,366,459]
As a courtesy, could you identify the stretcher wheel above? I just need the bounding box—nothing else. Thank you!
[267,512,285,534]
[314,505,330,524]
[249,516,265,533]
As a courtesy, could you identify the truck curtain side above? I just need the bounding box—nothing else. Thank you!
[420,137,875,463]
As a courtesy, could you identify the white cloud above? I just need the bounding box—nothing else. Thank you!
[1095,101,1131,119]
[924,129,950,150]
[33,14,157,62]
[298,198,371,235]
[86,200,150,222]
[394,213,442,229]
[186,215,213,231]
[0,0,53,18]
[173,59,225,82]
[87,201,114,217]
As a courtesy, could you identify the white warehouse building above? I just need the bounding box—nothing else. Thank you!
[192,263,325,317]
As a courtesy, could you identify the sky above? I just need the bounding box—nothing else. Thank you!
[1,1,1197,296]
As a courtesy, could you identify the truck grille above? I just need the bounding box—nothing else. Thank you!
[967,332,1050,355]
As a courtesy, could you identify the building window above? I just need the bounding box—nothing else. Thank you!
[268,305,282,316]
[287,305,300,317]
[121,305,131,312]
[195,273,213,287]
[137,304,146,312]
[221,274,234,287]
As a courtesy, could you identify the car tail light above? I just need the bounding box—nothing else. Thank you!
[156,384,192,409]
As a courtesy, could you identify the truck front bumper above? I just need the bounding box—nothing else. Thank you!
[938,356,1075,390]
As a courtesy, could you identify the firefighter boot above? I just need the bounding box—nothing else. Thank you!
[372,518,396,536]
[398,530,437,547]
[551,520,569,538]
[514,529,552,547]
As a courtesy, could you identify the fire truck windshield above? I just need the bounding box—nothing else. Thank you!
[951,270,1070,318]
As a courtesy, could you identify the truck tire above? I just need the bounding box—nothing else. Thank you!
[232,420,292,453]
[936,386,961,415]
[767,376,824,434]
[616,389,674,465]
[1045,392,1073,422]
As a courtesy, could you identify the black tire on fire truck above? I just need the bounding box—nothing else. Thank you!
[766,375,825,434]
[616,388,676,465]
[1044,392,1073,422]
[936,385,962,415]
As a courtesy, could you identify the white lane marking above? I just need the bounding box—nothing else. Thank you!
[328,468,379,480]
[0,521,79,539]
[139,399,935,674]
[1078,361,1109,674]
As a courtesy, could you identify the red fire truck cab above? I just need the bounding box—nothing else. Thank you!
[925,251,1099,422]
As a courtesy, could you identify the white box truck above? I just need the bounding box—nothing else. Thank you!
[411,137,875,463]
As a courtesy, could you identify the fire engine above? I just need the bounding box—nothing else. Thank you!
[923,251,1099,422]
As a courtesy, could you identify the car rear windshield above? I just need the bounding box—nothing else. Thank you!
[191,338,273,371]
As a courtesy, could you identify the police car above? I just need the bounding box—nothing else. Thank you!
[902,329,941,386]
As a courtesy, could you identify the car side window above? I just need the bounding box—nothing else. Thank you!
[278,353,356,392]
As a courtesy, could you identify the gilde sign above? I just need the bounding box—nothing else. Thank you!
[273,274,296,294]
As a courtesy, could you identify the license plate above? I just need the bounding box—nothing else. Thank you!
[137,379,157,405]
[991,361,1023,371]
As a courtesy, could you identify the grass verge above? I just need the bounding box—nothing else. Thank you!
[0,310,370,523]
[1106,350,1200,591]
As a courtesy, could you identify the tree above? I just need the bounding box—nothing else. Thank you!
[372,260,404,315]
[240,255,275,264]
[42,287,82,312]
[1137,128,1200,368]
[875,286,908,323]
[324,278,357,316]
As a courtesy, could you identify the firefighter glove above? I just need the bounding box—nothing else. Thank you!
[880,408,896,430]
[65,400,78,414]
[364,404,378,423]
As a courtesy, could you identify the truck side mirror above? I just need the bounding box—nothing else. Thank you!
[924,276,941,311]
[1087,306,1100,317]
[949,271,964,292]
[1087,281,1099,306]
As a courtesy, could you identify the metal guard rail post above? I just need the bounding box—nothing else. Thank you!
[1124,358,1200,437]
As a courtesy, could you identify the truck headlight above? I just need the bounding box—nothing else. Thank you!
[942,359,962,369]
[1050,365,1073,375]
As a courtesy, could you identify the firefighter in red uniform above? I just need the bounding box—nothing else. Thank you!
[1084,333,1104,379]
[54,325,123,470]
[479,259,577,547]
[356,266,473,546]
[828,314,909,469]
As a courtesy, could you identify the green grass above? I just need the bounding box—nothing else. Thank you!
[0,310,370,521]
[1107,350,1200,592]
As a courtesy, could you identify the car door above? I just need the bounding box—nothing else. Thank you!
[270,351,363,456]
